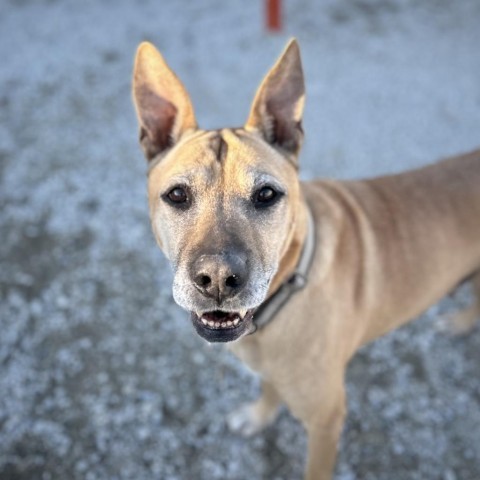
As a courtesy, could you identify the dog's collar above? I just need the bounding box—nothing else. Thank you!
[252,206,316,331]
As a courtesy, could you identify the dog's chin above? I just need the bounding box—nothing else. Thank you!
[190,309,256,343]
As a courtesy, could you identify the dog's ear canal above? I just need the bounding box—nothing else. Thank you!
[132,42,197,161]
[245,39,305,160]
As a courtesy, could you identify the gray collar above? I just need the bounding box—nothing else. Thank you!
[252,206,316,331]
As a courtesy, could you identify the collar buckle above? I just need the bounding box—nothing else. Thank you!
[288,273,306,290]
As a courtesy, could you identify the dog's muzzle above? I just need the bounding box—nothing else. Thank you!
[186,252,257,342]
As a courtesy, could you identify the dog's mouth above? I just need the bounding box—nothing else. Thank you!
[191,309,255,342]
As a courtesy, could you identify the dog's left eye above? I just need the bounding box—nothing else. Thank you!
[253,186,281,208]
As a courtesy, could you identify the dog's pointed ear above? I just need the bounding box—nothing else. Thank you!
[245,39,305,161]
[132,42,197,161]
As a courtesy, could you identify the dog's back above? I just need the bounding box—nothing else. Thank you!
[306,149,480,343]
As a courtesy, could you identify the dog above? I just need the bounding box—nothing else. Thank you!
[132,39,480,479]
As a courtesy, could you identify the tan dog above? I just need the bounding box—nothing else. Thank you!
[132,39,480,479]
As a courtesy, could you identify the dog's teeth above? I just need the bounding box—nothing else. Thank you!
[202,315,243,328]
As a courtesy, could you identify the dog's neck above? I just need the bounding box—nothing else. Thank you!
[267,200,310,298]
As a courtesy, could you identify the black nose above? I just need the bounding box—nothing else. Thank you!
[192,254,247,303]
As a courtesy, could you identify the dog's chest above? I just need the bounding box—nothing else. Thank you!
[228,335,264,374]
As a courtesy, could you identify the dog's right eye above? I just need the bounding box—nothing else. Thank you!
[164,186,190,207]
[252,185,282,209]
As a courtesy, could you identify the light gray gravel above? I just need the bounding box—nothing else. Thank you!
[1,1,479,479]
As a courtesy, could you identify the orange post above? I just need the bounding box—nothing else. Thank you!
[266,0,282,32]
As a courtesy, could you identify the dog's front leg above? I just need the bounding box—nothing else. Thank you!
[227,379,282,437]
[305,412,345,480]
[299,379,346,480]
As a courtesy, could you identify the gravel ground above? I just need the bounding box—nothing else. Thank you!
[1,1,480,479]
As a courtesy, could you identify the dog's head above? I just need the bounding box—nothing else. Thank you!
[132,40,305,342]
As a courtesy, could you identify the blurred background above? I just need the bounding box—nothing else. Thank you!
[1,0,479,479]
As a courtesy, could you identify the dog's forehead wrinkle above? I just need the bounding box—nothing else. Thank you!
[208,132,228,163]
